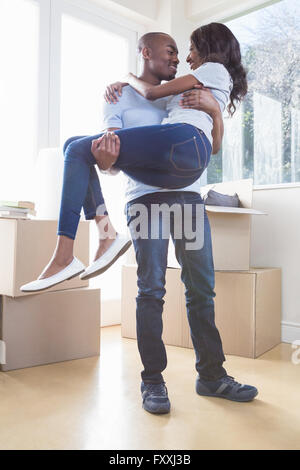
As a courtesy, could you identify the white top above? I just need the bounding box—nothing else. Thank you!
[162,62,233,144]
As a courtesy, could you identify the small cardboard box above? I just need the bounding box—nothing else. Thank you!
[212,269,282,358]
[0,219,90,297]
[168,179,267,271]
[0,287,100,371]
[121,265,281,359]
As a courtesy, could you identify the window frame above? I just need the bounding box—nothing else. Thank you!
[205,0,298,190]
[23,0,143,161]
[48,0,140,148]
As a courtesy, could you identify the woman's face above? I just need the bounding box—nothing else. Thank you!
[186,41,203,70]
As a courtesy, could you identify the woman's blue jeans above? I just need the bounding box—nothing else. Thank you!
[58,123,211,240]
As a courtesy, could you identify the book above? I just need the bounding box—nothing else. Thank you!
[0,206,29,213]
[0,200,35,210]
[0,207,36,217]
[0,213,28,219]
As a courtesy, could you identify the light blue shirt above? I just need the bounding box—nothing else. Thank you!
[102,86,202,204]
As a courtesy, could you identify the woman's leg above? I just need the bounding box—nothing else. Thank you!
[39,134,117,280]
[57,124,211,240]
[63,136,118,253]
[95,123,212,189]
[39,123,211,279]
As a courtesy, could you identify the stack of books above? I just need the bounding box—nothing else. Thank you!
[0,201,36,219]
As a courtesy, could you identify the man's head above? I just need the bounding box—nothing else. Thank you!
[137,32,179,82]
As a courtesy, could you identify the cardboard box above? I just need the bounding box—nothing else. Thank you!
[0,287,100,371]
[0,219,90,297]
[168,179,267,271]
[213,269,282,358]
[121,265,281,358]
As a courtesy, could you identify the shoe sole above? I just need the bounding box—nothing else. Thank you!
[80,240,132,280]
[142,403,171,415]
[20,269,85,293]
[196,389,258,402]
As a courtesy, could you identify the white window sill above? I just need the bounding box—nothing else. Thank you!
[253,183,300,191]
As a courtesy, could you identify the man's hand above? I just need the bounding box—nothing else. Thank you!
[104,81,128,104]
[180,85,220,117]
[91,132,120,171]
[180,85,223,154]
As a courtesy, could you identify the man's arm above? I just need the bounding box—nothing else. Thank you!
[99,85,124,175]
[180,86,224,154]
[126,72,198,100]
[98,128,121,175]
[210,112,224,155]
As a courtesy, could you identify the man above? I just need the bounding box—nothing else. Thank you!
[94,32,258,414]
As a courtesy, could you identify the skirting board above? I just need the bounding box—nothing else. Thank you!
[282,322,300,344]
[101,299,121,327]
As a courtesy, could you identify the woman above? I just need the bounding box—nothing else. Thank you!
[21,23,247,292]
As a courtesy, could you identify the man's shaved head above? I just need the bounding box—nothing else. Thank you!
[136,32,179,82]
[137,32,173,54]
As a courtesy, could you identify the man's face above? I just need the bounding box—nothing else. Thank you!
[148,36,179,81]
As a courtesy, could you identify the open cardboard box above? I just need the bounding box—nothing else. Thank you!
[168,178,267,271]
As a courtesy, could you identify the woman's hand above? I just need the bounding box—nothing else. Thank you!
[104,81,129,104]
[180,85,220,117]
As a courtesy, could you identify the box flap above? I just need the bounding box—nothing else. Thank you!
[205,206,267,215]
[215,267,281,274]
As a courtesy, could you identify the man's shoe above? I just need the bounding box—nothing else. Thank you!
[141,381,171,414]
[20,257,86,293]
[80,233,132,280]
[196,375,258,402]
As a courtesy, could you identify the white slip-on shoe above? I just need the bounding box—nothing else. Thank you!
[20,257,86,293]
[80,233,132,280]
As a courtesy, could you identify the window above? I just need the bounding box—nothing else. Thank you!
[56,2,136,299]
[0,0,39,200]
[207,0,300,186]
[60,11,131,141]
[0,0,138,301]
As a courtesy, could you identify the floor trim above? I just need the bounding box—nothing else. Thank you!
[282,321,300,344]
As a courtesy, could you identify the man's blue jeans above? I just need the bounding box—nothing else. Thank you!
[126,191,227,384]
[58,124,211,240]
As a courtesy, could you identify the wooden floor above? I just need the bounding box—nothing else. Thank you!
[0,325,299,450]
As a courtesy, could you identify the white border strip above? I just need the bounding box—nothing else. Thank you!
[0,340,6,365]
[282,321,300,344]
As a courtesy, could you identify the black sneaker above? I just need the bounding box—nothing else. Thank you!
[141,381,171,414]
[196,375,258,402]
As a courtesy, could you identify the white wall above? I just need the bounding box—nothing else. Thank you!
[186,0,281,22]
[251,186,300,343]
[153,0,197,75]
[110,0,159,19]
[88,0,159,24]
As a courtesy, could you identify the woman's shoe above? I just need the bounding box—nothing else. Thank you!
[80,233,132,280]
[20,257,86,293]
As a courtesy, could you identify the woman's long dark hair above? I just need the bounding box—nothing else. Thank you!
[191,23,247,116]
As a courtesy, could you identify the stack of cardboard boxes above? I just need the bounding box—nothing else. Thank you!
[0,219,100,371]
[121,179,282,358]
